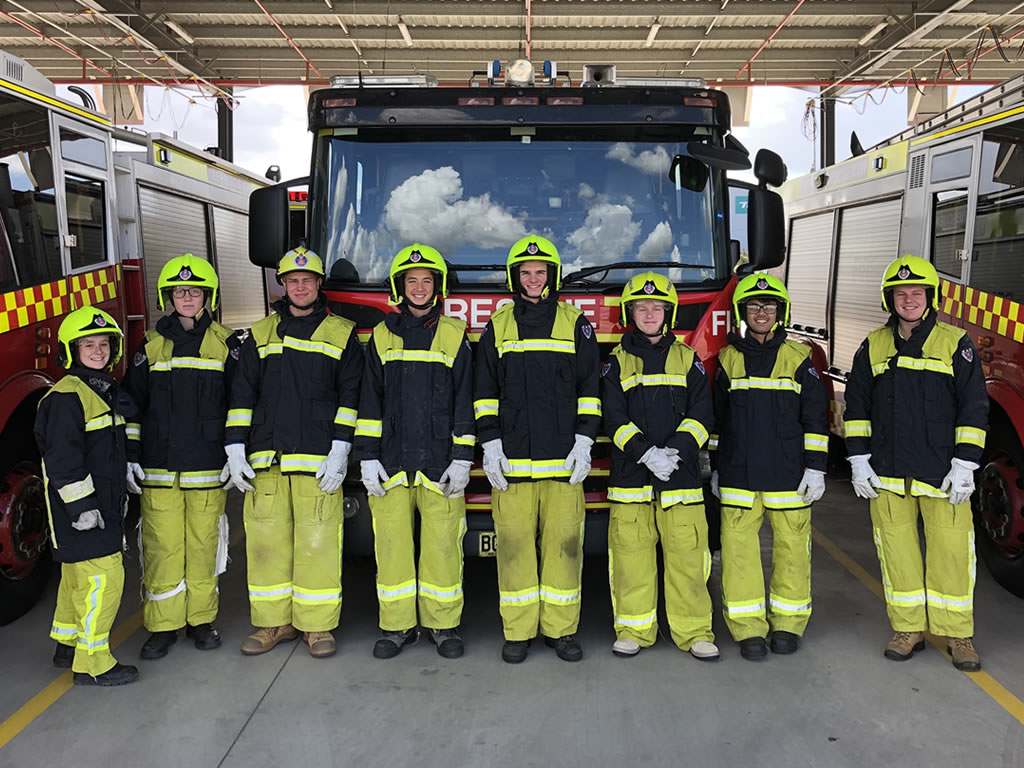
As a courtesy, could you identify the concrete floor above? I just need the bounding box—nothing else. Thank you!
[1,481,1022,768]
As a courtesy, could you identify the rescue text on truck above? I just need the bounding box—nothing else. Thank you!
[247,59,788,557]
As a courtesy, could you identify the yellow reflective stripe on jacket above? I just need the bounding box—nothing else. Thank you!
[761,491,808,509]
[728,377,802,394]
[708,433,719,450]
[676,418,709,447]
[613,422,642,451]
[379,470,446,495]
[84,413,125,432]
[844,419,871,438]
[876,476,906,494]
[910,479,949,498]
[895,357,953,376]
[248,450,276,469]
[577,396,602,416]
[258,336,343,360]
[499,586,540,605]
[355,419,383,437]
[661,488,703,506]
[179,470,224,488]
[804,432,829,452]
[489,300,580,359]
[279,453,326,473]
[866,322,963,380]
[58,474,95,503]
[380,348,455,367]
[452,434,476,447]
[474,398,499,418]
[150,357,225,372]
[125,422,141,441]
[506,459,570,479]
[226,409,252,428]
[607,485,654,503]
[719,487,756,508]
[141,469,176,488]
[620,373,688,392]
[372,314,465,371]
[955,426,986,448]
[497,338,575,356]
[335,407,357,427]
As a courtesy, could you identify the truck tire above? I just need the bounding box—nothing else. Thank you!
[976,427,1024,598]
[0,461,52,625]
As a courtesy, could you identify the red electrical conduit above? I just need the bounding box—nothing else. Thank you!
[251,0,324,81]
[736,0,807,79]
[0,10,111,77]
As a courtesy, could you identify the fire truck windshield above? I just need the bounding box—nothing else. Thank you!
[308,131,729,289]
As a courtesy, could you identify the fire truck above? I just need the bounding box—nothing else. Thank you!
[0,51,273,623]
[248,60,788,557]
[779,72,1024,596]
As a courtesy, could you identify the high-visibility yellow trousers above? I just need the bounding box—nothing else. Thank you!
[492,480,584,641]
[369,484,467,632]
[721,496,813,640]
[870,482,975,638]
[50,553,125,677]
[608,500,714,650]
[141,480,226,631]
[243,466,343,633]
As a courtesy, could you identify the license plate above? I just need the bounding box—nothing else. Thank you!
[478,531,498,557]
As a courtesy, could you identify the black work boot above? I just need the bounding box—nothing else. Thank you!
[186,623,222,650]
[53,642,74,669]
[770,631,800,655]
[73,663,139,687]
[373,628,417,659]
[501,639,530,664]
[545,634,583,662]
[139,630,178,660]
[427,628,464,659]
[739,637,768,660]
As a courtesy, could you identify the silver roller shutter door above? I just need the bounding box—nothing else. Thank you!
[831,198,904,374]
[786,213,834,332]
[137,186,208,326]
[213,206,265,330]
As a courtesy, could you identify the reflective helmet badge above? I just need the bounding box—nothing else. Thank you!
[410,250,422,262]
[643,280,656,294]
[898,265,910,280]
[756,277,769,290]
[526,242,539,255]
[179,267,192,280]
[94,314,107,327]
[295,254,308,267]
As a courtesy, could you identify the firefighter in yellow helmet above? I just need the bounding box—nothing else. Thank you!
[35,307,139,686]
[601,272,717,660]
[356,244,475,659]
[710,273,828,659]
[475,235,601,663]
[225,246,363,659]
[844,254,987,670]
[122,254,240,660]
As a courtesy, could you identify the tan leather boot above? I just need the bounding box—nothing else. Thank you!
[240,625,300,655]
[305,631,336,658]
[884,631,925,661]
[947,637,981,671]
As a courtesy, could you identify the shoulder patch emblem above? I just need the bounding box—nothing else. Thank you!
[962,347,974,363]
[808,366,820,379]
[230,346,241,360]
[694,359,706,376]
[601,361,611,377]
[581,322,593,340]
[133,351,146,367]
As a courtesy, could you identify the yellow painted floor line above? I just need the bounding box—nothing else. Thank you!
[812,525,1024,727]
[0,526,244,751]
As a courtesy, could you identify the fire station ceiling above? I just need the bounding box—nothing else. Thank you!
[3,0,1024,92]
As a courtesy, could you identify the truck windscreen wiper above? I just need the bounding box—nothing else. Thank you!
[561,261,710,287]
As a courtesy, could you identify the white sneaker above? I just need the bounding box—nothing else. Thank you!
[689,640,720,661]
[612,638,641,657]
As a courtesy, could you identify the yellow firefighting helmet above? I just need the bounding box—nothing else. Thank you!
[620,271,678,332]
[733,272,791,329]
[276,246,326,284]
[506,235,561,295]
[57,306,123,370]
[388,244,448,304]
[881,254,940,312]
[157,254,219,311]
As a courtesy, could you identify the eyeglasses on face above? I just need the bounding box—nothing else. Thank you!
[171,287,205,298]
[746,302,778,315]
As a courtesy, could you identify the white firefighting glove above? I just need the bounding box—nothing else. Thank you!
[941,458,979,505]
[638,446,680,483]
[797,468,826,505]
[72,509,104,531]
[848,454,882,500]
[440,459,473,498]
[219,462,234,490]
[126,462,145,495]
[317,440,351,493]
[565,434,595,485]
[225,443,256,492]
[482,439,511,491]
[360,459,390,497]
[710,470,720,499]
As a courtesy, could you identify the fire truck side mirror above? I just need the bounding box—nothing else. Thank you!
[746,187,785,270]
[249,185,290,268]
[753,149,787,188]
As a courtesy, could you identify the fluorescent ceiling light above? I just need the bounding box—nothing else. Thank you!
[397,18,413,47]
[165,20,194,45]
[858,21,887,47]
[324,0,334,8]
[645,20,662,48]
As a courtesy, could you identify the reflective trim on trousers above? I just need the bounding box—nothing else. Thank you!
[377,579,417,602]
[873,527,926,607]
[614,608,658,629]
[293,586,342,606]
[80,574,106,655]
[499,587,540,605]
[769,594,812,616]
[50,621,78,640]
[723,599,766,617]
[926,590,973,612]
[146,579,186,602]
[249,582,293,601]
[539,585,581,605]
[419,580,464,603]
